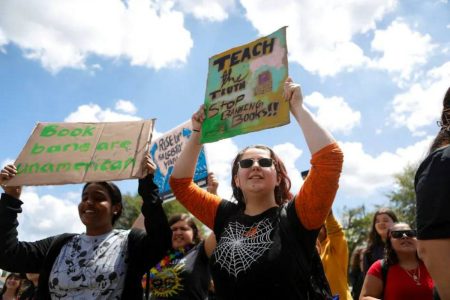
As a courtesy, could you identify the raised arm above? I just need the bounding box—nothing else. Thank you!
[135,155,171,263]
[0,164,54,273]
[285,78,344,230]
[286,77,335,154]
[169,111,221,229]
[325,211,345,241]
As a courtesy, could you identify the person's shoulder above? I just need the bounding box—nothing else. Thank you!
[418,145,450,176]
[217,198,239,213]
[367,259,383,276]
[424,144,450,161]
[441,144,450,157]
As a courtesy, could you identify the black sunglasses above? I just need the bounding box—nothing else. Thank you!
[238,158,274,169]
[390,230,417,239]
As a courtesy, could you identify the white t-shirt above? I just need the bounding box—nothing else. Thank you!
[49,229,129,299]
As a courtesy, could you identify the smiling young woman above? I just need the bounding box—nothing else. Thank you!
[136,172,219,300]
[362,208,398,274]
[0,155,171,299]
[0,273,22,300]
[169,77,344,299]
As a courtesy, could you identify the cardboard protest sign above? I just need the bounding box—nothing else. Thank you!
[6,120,155,186]
[150,120,208,201]
[201,27,289,143]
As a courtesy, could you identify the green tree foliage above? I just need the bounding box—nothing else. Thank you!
[163,199,189,217]
[113,195,200,231]
[386,164,418,226]
[114,193,143,230]
[342,163,419,259]
[341,205,373,255]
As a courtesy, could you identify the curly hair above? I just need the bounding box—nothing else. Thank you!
[230,145,293,209]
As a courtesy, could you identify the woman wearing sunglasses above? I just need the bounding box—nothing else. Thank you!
[360,222,434,300]
[415,87,450,300]
[169,77,343,298]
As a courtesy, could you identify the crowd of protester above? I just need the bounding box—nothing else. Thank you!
[0,82,448,299]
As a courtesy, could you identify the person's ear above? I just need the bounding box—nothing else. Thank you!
[234,175,240,188]
[112,203,122,215]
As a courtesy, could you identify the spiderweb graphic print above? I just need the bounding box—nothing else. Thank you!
[214,218,274,278]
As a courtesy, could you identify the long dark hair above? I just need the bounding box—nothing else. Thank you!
[0,273,22,297]
[429,87,450,153]
[231,145,293,209]
[350,245,365,273]
[366,208,398,253]
[384,222,419,266]
[82,181,123,225]
[168,213,201,245]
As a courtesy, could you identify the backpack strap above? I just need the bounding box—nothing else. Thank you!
[278,205,333,300]
[380,259,389,295]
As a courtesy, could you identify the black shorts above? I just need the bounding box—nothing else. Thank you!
[415,146,450,240]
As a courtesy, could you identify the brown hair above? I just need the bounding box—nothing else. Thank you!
[429,87,450,153]
[231,145,293,208]
[366,208,398,253]
[169,213,201,245]
[0,273,22,297]
[350,245,366,273]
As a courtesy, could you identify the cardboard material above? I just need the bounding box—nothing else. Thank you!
[6,120,155,186]
[149,120,208,201]
[201,26,289,143]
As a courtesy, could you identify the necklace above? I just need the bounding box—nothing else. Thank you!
[404,264,421,286]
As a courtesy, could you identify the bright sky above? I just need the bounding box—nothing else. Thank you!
[0,0,449,241]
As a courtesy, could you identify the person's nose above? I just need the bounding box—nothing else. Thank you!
[251,161,261,169]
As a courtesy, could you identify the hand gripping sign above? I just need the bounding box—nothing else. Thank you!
[5,120,155,186]
[149,120,208,201]
[201,26,290,143]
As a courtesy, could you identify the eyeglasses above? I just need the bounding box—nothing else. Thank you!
[390,230,417,239]
[238,158,274,169]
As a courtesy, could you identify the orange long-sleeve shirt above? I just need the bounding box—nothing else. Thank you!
[169,142,343,230]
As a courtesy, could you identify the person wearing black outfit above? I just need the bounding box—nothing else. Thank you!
[0,155,171,299]
[415,87,450,300]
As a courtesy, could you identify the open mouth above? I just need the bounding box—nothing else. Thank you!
[83,209,96,215]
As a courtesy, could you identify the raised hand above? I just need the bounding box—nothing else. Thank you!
[284,77,304,114]
[206,172,219,195]
[145,154,157,174]
[191,104,206,132]
[0,164,22,199]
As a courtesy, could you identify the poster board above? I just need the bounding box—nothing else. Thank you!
[6,120,154,186]
[201,27,289,143]
[150,120,208,201]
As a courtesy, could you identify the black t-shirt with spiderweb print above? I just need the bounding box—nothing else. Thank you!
[210,199,319,300]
